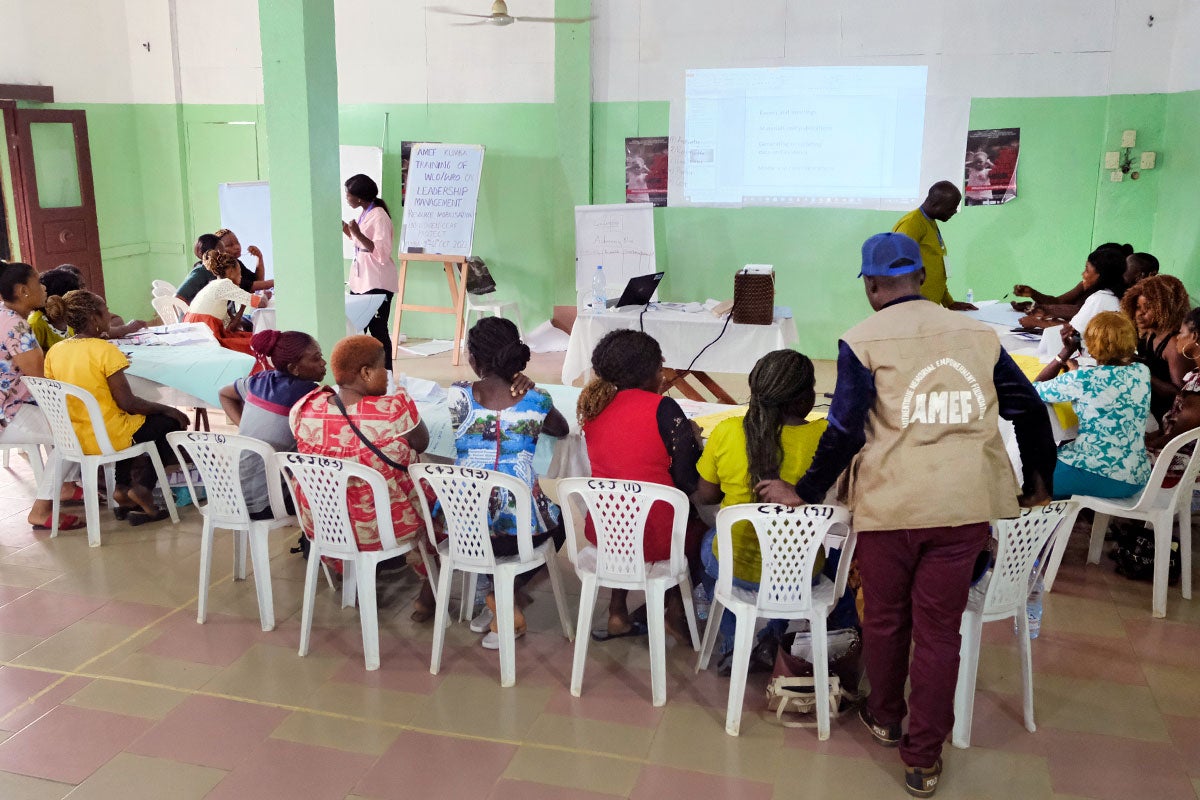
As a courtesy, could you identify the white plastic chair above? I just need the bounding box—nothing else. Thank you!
[461,296,525,350]
[151,285,174,299]
[952,501,1078,748]
[276,452,430,670]
[169,432,293,632]
[151,295,189,325]
[409,463,574,688]
[558,477,701,708]
[152,279,178,296]
[1042,427,1200,617]
[695,503,856,738]
[23,377,179,546]
[0,442,45,486]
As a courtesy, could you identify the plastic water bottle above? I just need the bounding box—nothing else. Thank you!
[965,288,974,304]
[591,265,607,310]
[1026,578,1043,639]
[692,582,710,621]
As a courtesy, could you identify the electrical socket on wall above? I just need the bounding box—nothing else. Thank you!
[1140,151,1157,169]
[1121,130,1137,148]
[1110,170,1124,182]
[1104,151,1120,169]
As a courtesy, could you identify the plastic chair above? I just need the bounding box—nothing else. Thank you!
[151,295,189,325]
[1042,427,1200,617]
[461,296,524,349]
[23,377,179,546]
[152,285,174,299]
[0,442,45,486]
[152,279,178,296]
[558,477,701,708]
[409,463,574,688]
[276,452,430,670]
[952,501,1078,748]
[695,503,856,738]
[169,432,293,632]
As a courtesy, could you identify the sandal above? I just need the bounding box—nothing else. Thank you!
[127,508,170,527]
[31,513,86,531]
[60,485,86,506]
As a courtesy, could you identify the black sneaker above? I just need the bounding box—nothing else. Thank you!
[858,705,901,747]
[904,758,942,797]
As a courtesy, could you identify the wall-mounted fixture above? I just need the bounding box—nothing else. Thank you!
[1104,130,1157,182]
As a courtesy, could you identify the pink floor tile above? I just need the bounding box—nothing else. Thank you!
[630,765,774,800]
[1030,630,1147,685]
[0,666,60,721]
[127,695,290,770]
[0,590,107,637]
[1165,715,1200,778]
[0,524,50,549]
[488,779,618,800]
[543,683,665,729]
[206,738,376,800]
[0,704,152,784]
[951,689,1046,756]
[1123,618,1200,671]
[139,612,266,667]
[329,641,442,696]
[1041,728,1194,800]
[86,600,176,629]
[0,584,31,607]
[354,731,516,800]
[782,712,901,765]
[0,675,91,733]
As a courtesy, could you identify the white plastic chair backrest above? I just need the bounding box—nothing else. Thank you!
[168,432,288,526]
[557,477,689,582]
[23,377,118,458]
[274,452,401,558]
[715,503,854,615]
[152,285,174,298]
[1142,426,1200,511]
[152,279,177,294]
[409,463,534,567]
[984,500,1077,613]
[151,295,188,325]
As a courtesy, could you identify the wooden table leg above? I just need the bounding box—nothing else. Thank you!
[444,260,467,367]
[661,369,706,402]
[392,258,410,360]
[691,371,738,404]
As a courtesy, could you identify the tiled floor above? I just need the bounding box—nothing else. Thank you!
[0,349,1197,799]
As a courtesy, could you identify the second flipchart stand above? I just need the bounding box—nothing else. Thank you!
[393,143,485,365]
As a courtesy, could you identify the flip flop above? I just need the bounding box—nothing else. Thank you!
[127,508,170,527]
[60,485,86,506]
[590,621,648,642]
[113,506,137,521]
[31,514,85,531]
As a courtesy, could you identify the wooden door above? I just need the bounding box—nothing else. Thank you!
[4,107,104,293]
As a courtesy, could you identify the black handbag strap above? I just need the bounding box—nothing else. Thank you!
[328,391,410,473]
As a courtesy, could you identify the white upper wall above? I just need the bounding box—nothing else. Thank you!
[592,0,1184,102]
[2,0,1196,105]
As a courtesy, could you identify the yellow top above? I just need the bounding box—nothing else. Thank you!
[893,208,952,307]
[27,310,72,352]
[697,415,828,583]
[44,337,145,455]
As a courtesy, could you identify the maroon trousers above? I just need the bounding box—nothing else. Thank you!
[856,523,989,769]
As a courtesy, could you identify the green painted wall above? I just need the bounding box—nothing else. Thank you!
[1153,90,1200,290]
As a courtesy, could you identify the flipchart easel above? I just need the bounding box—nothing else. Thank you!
[392,143,484,366]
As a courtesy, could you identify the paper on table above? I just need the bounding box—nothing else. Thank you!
[397,339,455,357]
[110,322,217,347]
[400,375,447,402]
[525,320,569,353]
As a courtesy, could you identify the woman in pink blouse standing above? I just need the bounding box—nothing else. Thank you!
[343,174,398,371]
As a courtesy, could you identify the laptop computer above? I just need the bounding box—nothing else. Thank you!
[607,272,664,308]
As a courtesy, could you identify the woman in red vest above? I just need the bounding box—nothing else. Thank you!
[577,329,702,641]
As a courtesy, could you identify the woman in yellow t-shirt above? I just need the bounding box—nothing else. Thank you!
[44,291,190,525]
[692,349,828,676]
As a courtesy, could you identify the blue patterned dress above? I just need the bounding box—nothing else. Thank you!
[447,382,561,535]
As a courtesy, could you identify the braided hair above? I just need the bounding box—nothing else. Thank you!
[251,329,316,374]
[744,350,816,488]
[467,316,529,382]
[577,329,663,424]
[58,290,107,334]
[202,249,239,278]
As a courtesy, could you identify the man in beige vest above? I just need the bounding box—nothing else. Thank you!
[758,232,1054,797]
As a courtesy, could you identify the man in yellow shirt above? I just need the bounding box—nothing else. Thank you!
[893,182,976,310]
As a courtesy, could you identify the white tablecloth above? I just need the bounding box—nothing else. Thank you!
[562,307,799,385]
[252,294,386,337]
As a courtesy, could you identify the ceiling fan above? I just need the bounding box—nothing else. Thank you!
[430,0,594,26]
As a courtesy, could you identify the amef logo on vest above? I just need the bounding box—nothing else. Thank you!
[900,357,987,427]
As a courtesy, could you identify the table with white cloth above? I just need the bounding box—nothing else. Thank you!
[252,293,387,337]
[117,327,255,409]
[413,382,733,480]
[562,306,799,403]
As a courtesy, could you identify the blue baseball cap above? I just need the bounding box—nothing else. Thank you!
[859,232,923,277]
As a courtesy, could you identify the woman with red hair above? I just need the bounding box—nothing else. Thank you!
[289,335,435,619]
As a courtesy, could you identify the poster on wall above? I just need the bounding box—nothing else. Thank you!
[625,137,668,207]
[963,128,1019,206]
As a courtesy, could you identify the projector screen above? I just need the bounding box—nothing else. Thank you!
[683,66,928,207]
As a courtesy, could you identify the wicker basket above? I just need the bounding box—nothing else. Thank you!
[732,269,775,325]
